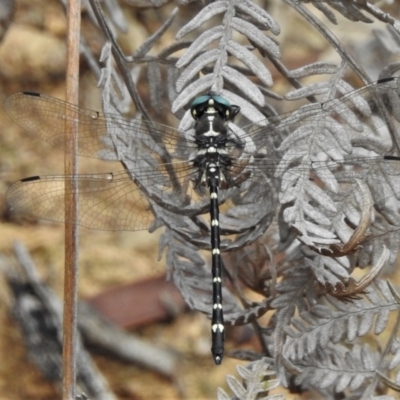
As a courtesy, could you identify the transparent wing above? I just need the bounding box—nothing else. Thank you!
[4,91,197,163]
[6,163,203,231]
[7,171,147,231]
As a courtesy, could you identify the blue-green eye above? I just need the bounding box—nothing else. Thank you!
[191,94,232,108]
[191,95,211,108]
[211,95,231,108]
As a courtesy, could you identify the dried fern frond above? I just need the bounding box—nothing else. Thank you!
[217,358,285,400]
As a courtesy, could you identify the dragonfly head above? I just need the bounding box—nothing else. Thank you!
[190,93,240,122]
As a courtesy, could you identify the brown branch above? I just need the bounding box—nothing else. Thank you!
[63,0,81,399]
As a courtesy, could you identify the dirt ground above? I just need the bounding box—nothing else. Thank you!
[0,1,400,399]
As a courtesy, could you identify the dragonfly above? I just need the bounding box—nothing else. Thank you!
[5,76,400,364]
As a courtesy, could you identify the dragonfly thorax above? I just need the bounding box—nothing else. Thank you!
[190,94,241,189]
[191,93,240,147]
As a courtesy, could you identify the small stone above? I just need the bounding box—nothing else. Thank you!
[0,24,66,81]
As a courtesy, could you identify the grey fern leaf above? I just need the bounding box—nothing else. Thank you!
[157,41,190,59]
[230,17,280,58]
[329,1,373,23]
[388,339,400,370]
[304,251,351,285]
[166,65,180,107]
[294,344,378,393]
[98,43,112,90]
[301,1,338,25]
[284,279,398,362]
[218,359,284,400]
[375,280,398,307]
[285,79,363,106]
[273,264,317,383]
[147,61,163,113]
[176,26,224,68]
[236,1,280,34]
[335,371,352,393]
[220,90,267,123]
[98,43,133,116]
[221,66,264,106]
[133,7,179,59]
[224,299,270,326]
[361,344,376,370]
[226,374,246,398]
[289,62,339,78]
[299,0,372,23]
[272,265,315,311]
[216,388,231,400]
[176,49,220,91]
[279,174,339,248]
[380,61,400,79]
[175,1,228,40]
[226,40,273,87]
[122,0,165,6]
[284,81,333,100]
[375,306,392,336]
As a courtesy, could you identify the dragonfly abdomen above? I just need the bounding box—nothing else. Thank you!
[206,162,224,365]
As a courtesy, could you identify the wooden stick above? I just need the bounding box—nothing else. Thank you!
[63,0,81,398]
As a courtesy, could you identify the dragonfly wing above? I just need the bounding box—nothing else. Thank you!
[4,92,196,161]
[6,171,153,231]
[6,161,209,231]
